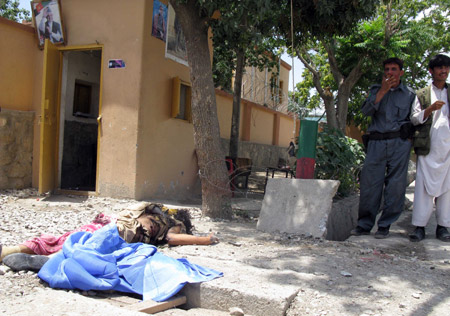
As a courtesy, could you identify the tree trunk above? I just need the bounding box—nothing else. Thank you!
[322,93,337,130]
[229,48,245,159]
[170,0,232,219]
[336,87,351,132]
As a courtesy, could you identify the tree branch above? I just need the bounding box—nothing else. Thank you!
[295,48,327,98]
[324,41,344,86]
[342,57,364,89]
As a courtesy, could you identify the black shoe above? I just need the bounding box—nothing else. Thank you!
[2,253,49,272]
[409,226,425,242]
[374,226,390,239]
[436,225,450,242]
[350,226,370,236]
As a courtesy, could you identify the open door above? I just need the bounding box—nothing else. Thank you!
[58,49,102,192]
[39,39,61,194]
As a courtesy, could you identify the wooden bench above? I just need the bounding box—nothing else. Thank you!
[226,157,252,190]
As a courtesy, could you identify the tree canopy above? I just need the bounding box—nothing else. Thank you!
[168,0,381,218]
[290,0,450,131]
[210,1,283,159]
[0,0,30,22]
[210,0,379,158]
[211,1,282,92]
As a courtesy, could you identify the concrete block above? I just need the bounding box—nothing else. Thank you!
[257,178,339,238]
[180,257,299,316]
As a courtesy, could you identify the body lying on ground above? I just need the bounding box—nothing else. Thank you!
[0,202,219,262]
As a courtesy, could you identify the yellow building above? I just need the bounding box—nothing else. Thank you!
[0,0,297,201]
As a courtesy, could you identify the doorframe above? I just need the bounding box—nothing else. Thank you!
[53,44,104,196]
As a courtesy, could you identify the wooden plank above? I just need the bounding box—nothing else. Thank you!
[95,292,141,306]
[127,295,187,314]
[107,295,141,305]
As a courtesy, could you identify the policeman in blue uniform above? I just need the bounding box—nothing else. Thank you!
[352,57,416,239]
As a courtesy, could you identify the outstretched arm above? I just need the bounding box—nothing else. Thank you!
[166,226,219,246]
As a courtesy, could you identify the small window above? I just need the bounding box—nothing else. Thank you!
[270,75,278,103]
[279,80,284,103]
[73,81,92,117]
[171,77,192,122]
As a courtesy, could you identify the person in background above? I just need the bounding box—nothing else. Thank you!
[286,141,297,169]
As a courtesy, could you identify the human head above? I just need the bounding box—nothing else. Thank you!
[383,57,404,70]
[382,57,404,88]
[46,8,53,21]
[428,54,450,69]
[428,54,450,83]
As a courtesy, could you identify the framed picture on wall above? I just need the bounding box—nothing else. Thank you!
[151,0,167,42]
[31,0,66,48]
[165,4,188,66]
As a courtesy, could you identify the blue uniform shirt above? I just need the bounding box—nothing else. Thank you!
[362,82,416,133]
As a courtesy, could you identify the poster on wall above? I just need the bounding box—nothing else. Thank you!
[151,0,167,42]
[165,4,188,66]
[108,59,126,69]
[31,0,66,48]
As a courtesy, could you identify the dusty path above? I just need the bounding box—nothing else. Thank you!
[1,188,449,316]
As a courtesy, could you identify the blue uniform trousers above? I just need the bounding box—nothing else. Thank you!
[358,137,411,230]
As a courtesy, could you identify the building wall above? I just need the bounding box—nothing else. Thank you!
[134,0,201,200]
[240,59,291,114]
[215,90,299,148]
[0,1,298,200]
[279,115,296,145]
[216,93,234,140]
[58,0,146,198]
[220,138,286,169]
[249,106,274,144]
[0,17,42,190]
[133,0,297,201]
[0,17,37,112]
[0,110,34,189]
[278,59,291,113]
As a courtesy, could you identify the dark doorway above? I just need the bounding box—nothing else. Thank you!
[59,49,101,191]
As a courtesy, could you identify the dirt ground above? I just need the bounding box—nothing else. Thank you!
[1,188,449,316]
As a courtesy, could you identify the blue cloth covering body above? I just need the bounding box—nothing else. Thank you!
[38,224,223,301]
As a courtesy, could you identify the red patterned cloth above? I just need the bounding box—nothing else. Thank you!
[22,213,115,256]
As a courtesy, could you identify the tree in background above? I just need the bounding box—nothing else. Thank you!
[0,0,30,22]
[169,0,233,219]
[210,1,282,161]
[168,0,378,218]
[212,1,379,159]
[291,0,450,132]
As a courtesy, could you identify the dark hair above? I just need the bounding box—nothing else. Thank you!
[383,57,404,70]
[173,209,193,235]
[146,203,194,235]
[428,54,450,69]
